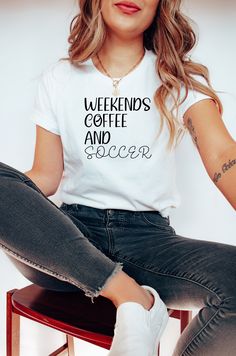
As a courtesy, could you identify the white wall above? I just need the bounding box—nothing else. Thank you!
[0,1,235,355]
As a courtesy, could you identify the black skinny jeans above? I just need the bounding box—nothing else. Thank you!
[0,161,236,356]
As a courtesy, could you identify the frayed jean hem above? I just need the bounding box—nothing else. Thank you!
[84,262,124,304]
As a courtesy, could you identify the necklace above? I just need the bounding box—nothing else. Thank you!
[96,49,146,96]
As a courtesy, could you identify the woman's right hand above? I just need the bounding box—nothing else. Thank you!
[24,125,64,197]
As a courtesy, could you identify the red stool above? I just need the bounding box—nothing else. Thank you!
[6,284,192,356]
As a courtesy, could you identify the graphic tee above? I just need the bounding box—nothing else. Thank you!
[30,48,214,217]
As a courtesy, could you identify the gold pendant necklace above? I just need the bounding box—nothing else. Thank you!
[96,49,146,96]
[112,79,121,96]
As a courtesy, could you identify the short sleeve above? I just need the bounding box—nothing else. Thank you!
[30,66,60,135]
[172,75,217,127]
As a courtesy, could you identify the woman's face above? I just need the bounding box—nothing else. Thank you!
[100,0,160,39]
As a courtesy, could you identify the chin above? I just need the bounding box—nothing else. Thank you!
[106,17,141,36]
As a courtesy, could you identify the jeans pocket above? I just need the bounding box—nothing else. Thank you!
[140,211,172,232]
[60,202,70,211]
[59,203,79,216]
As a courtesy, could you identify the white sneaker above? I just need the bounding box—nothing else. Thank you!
[108,285,169,356]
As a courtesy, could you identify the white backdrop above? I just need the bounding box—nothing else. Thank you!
[0,1,236,355]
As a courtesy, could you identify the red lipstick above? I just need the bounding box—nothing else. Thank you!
[115,1,141,15]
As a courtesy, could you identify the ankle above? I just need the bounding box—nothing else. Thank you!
[145,290,155,310]
[114,287,154,310]
[99,270,154,310]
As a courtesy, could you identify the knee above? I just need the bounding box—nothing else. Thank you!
[0,161,12,171]
[217,296,236,318]
[0,161,14,179]
[0,161,26,182]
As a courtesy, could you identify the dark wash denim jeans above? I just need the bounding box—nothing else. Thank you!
[0,161,236,355]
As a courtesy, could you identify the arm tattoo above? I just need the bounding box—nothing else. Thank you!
[213,158,236,183]
[185,116,236,184]
[186,117,199,150]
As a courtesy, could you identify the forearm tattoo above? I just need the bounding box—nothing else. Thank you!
[213,158,236,183]
[186,116,236,184]
[186,117,199,150]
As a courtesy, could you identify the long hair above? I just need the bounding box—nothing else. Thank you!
[60,0,223,150]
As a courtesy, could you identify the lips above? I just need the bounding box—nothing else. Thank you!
[115,1,141,12]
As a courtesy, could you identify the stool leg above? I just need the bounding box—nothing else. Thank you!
[48,334,75,356]
[66,335,75,356]
[6,290,20,356]
[180,310,192,333]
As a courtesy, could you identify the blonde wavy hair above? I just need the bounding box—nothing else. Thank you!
[61,0,223,151]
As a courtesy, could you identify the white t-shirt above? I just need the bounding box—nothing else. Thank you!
[30,48,213,217]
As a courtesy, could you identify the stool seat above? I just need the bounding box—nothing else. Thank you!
[10,284,117,349]
[7,283,192,356]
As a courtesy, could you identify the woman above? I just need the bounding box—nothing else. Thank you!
[1,0,236,355]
